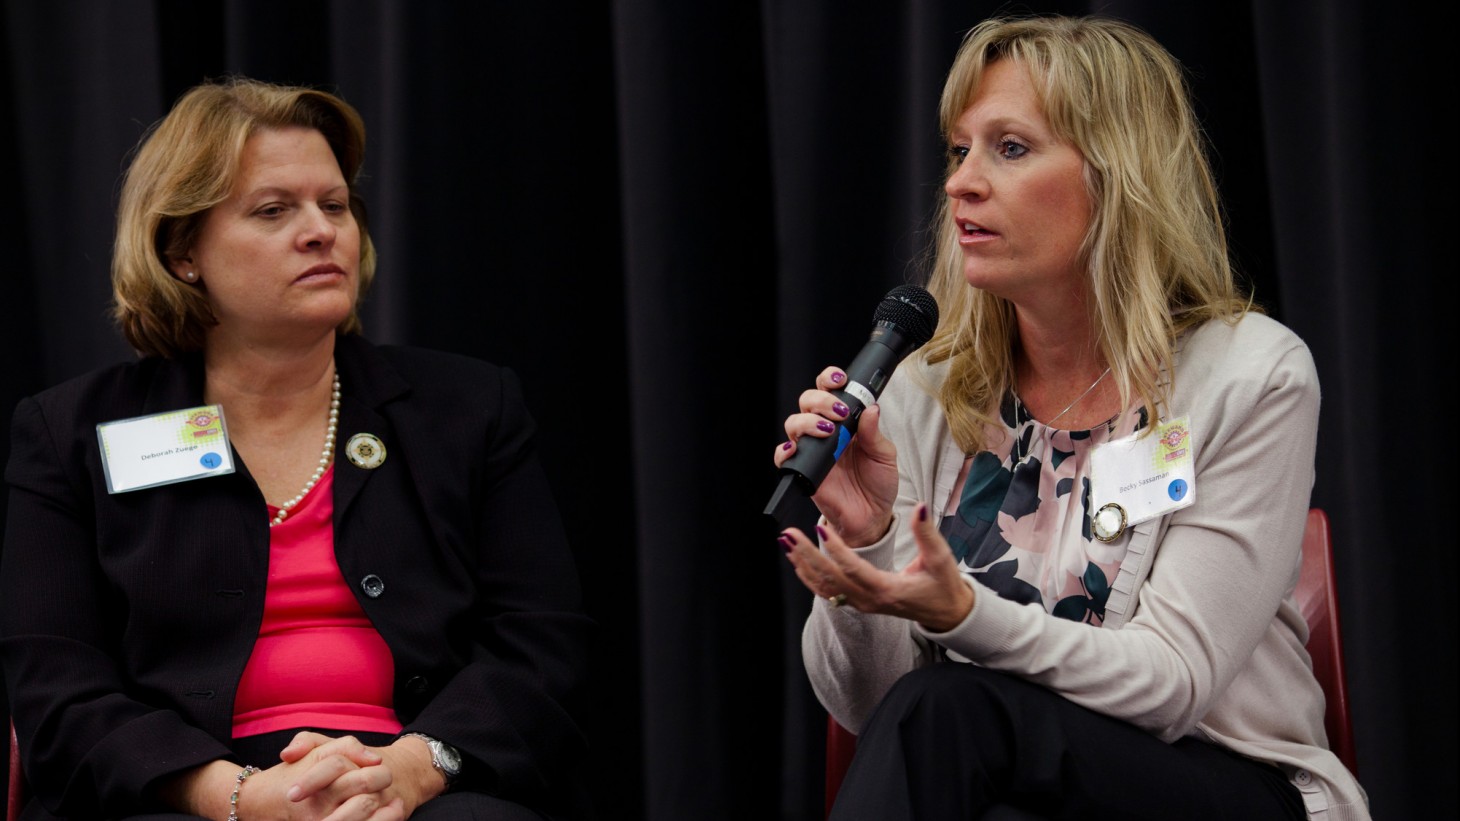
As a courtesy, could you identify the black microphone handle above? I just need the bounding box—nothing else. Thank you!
[765,325,918,525]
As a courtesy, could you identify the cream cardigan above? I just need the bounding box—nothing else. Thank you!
[802,314,1369,820]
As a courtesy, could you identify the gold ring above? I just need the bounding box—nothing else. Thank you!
[827,593,848,608]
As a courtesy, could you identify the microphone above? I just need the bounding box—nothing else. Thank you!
[764,284,939,526]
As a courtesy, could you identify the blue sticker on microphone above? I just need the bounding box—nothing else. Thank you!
[833,425,852,459]
[1167,478,1188,501]
[200,452,222,470]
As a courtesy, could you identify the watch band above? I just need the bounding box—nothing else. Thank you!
[400,732,462,787]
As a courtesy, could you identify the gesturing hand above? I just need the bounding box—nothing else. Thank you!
[781,501,975,633]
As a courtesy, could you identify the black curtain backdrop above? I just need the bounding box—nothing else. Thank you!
[0,1,1450,819]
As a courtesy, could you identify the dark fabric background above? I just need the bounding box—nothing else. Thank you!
[0,1,1450,819]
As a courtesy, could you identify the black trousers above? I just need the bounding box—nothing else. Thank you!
[829,664,1307,821]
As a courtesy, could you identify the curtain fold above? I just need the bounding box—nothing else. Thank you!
[1251,3,1448,814]
[613,2,785,817]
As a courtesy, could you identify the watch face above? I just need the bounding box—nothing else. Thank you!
[435,740,463,774]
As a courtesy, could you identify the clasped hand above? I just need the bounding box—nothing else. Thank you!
[231,731,441,821]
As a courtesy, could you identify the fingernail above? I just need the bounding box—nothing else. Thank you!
[287,785,302,802]
[816,525,829,541]
[832,402,850,418]
[778,534,795,553]
[830,371,845,384]
[816,420,835,433]
[918,504,928,522]
[781,440,793,451]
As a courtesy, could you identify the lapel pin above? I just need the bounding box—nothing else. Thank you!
[345,433,387,470]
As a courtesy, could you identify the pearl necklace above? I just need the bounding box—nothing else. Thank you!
[269,366,340,527]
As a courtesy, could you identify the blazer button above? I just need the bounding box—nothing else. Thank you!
[406,675,430,695]
[361,574,386,598]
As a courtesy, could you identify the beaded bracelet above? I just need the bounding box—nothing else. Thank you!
[226,765,259,821]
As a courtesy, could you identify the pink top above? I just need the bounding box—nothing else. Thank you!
[232,466,403,738]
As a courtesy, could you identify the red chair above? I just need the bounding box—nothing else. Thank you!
[1294,508,1357,776]
[6,721,21,821]
[824,507,1356,817]
[825,714,857,819]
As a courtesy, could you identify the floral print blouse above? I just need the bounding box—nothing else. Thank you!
[939,395,1149,626]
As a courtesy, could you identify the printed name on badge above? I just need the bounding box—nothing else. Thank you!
[97,405,235,494]
[1090,415,1197,533]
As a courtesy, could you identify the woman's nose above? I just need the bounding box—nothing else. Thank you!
[945,152,988,200]
[298,205,337,249]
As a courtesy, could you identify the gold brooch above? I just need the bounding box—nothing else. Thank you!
[345,433,386,470]
[1092,502,1127,543]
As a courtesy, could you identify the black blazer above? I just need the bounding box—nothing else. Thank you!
[0,334,593,819]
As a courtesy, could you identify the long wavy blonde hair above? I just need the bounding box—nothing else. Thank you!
[112,77,375,358]
[922,15,1253,452]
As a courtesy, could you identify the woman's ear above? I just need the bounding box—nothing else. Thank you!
[166,256,199,283]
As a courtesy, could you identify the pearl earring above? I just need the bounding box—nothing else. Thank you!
[183,271,197,282]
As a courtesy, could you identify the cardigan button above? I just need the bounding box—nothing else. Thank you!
[1293,769,1312,787]
[405,675,430,695]
[361,574,386,598]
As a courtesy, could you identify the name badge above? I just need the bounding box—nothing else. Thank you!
[1089,415,1196,541]
[97,405,235,494]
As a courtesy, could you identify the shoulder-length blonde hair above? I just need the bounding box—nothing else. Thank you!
[112,77,375,358]
[921,15,1253,452]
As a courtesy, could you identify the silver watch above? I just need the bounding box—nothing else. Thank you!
[401,732,462,787]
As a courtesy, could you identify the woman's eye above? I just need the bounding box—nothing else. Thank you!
[998,139,1030,160]
[322,201,348,214]
[947,145,970,163]
[255,205,286,218]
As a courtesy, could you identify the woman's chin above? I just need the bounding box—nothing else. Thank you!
[291,293,358,334]
[211,310,355,350]
[961,266,1008,296]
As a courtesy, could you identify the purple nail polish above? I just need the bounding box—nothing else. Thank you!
[781,440,794,451]
[816,420,835,433]
[778,534,795,553]
[832,402,850,418]
[830,371,845,384]
[816,525,829,541]
[918,504,928,522]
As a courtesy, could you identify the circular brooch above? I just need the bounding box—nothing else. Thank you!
[345,432,387,470]
[1091,502,1127,543]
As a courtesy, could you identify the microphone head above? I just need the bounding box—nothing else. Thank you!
[873,285,939,348]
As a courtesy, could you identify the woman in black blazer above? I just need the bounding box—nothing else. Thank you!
[1,79,591,821]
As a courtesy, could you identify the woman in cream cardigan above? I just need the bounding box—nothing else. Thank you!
[777,15,1367,820]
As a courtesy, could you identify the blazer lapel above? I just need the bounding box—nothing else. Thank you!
[332,335,410,527]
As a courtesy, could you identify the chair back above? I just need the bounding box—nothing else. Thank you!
[1295,508,1358,776]
[6,721,21,821]
[825,716,857,818]
[823,507,1357,817]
